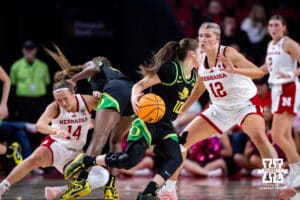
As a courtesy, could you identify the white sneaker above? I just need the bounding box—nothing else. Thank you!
[45,186,68,200]
[208,168,223,177]
[157,186,178,200]
[0,184,8,200]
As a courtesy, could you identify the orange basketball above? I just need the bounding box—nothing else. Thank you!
[137,93,166,123]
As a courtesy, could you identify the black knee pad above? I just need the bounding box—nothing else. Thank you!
[105,152,123,168]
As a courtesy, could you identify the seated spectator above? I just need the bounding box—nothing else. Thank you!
[181,133,232,177]
[202,0,224,25]
[240,4,269,64]
[221,14,251,56]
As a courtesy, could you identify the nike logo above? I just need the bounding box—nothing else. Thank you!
[165,171,171,176]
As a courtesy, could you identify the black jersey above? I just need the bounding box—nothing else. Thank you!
[88,63,129,91]
[151,60,198,121]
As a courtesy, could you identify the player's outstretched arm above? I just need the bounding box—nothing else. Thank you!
[71,61,100,83]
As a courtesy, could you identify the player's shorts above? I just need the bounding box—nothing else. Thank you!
[41,136,82,174]
[97,79,133,116]
[200,96,263,133]
[127,118,179,147]
[270,81,300,115]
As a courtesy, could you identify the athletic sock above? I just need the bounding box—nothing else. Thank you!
[142,181,159,196]
[0,179,11,190]
[83,156,96,168]
[164,180,176,192]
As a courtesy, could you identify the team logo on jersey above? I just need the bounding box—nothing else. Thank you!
[80,109,86,116]
[178,87,189,100]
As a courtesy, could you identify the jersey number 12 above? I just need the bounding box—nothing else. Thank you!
[209,82,227,97]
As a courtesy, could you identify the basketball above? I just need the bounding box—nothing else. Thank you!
[137,93,166,123]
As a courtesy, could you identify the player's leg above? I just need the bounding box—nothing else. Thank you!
[86,108,120,156]
[272,113,300,186]
[241,114,277,159]
[158,116,218,199]
[0,146,52,197]
[104,116,132,200]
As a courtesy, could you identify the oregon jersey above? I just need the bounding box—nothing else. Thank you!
[89,62,129,91]
[151,60,198,121]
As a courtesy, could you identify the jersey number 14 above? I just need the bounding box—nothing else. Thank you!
[66,125,82,140]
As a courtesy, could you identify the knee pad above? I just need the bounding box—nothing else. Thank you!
[105,152,123,168]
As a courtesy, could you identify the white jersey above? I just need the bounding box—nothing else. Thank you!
[51,94,91,150]
[266,36,298,85]
[198,46,257,109]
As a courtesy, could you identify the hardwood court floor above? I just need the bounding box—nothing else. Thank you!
[1,174,299,200]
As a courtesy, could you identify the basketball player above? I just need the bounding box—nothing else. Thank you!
[45,45,133,200]
[157,22,279,200]
[0,80,109,200]
[259,15,300,199]
[63,38,200,199]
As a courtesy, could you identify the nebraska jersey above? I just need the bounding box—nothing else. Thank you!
[198,46,257,109]
[266,36,298,84]
[51,94,92,150]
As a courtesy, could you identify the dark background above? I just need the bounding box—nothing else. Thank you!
[0,0,183,84]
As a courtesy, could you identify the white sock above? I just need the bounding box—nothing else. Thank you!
[87,166,109,190]
[164,180,176,192]
[0,179,11,190]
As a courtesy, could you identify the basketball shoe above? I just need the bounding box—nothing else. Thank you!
[136,192,159,200]
[157,187,178,200]
[64,153,90,180]
[104,175,120,200]
[59,179,91,200]
[45,186,68,200]
[6,142,23,165]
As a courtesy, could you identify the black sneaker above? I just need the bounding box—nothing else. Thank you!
[6,142,23,165]
[136,192,159,200]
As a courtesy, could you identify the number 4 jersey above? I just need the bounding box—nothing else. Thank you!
[199,46,257,109]
[51,94,92,150]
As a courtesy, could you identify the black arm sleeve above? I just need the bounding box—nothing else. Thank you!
[156,62,177,85]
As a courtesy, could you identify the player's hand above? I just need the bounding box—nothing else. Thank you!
[0,103,9,120]
[131,93,144,115]
[218,55,236,74]
[55,129,70,138]
[92,91,102,100]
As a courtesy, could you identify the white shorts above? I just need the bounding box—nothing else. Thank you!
[200,96,263,133]
[41,136,82,174]
[271,81,300,115]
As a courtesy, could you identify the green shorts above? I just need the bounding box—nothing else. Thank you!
[127,118,179,147]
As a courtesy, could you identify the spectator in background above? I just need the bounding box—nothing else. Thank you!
[181,133,232,177]
[10,40,50,123]
[202,0,224,25]
[241,4,269,64]
[221,15,251,56]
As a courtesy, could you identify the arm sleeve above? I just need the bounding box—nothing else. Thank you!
[156,62,177,85]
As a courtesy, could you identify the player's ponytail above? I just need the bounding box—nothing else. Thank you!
[139,38,198,77]
[44,44,85,82]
